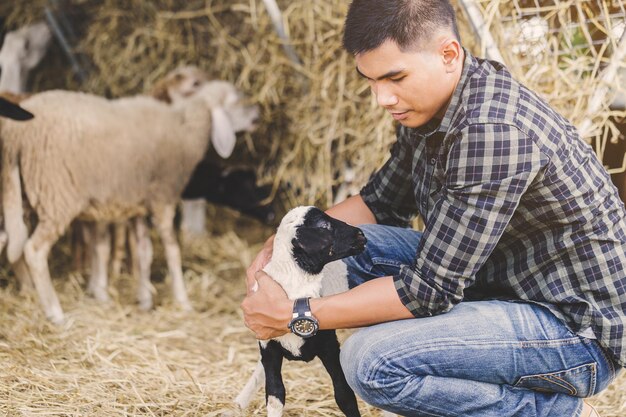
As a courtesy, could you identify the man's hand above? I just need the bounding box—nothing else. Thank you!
[246,235,275,295]
[241,271,292,340]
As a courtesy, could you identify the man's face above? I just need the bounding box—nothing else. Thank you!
[355,39,459,128]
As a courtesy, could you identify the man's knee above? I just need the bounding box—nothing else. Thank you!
[340,327,405,406]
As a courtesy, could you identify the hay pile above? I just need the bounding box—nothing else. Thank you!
[472,0,626,170]
[0,0,625,415]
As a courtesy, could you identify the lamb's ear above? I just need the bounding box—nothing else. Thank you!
[211,106,236,159]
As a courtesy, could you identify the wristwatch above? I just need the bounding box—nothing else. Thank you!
[288,297,319,338]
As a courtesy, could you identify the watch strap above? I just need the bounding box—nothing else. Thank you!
[292,297,312,318]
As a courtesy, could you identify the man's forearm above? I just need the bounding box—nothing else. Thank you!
[312,276,414,330]
[326,195,377,226]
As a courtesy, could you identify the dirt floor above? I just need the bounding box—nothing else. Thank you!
[0,206,624,416]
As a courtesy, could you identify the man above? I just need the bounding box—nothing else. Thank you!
[241,1,625,415]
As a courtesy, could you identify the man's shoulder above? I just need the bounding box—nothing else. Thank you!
[461,61,524,127]
[459,57,566,138]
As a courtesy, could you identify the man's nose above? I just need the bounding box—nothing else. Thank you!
[373,83,398,107]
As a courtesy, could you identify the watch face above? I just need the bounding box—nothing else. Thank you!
[291,318,318,338]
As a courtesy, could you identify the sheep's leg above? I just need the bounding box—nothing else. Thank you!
[14,256,35,293]
[180,199,206,238]
[131,217,154,311]
[86,222,111,303]
[23,221,64,324]
[317,332,361,417]
[3,159,29,263]
[152,204,191,310]
[260,342,286,417]
[235,359,265,410]
[72,222,94,274]
[110,222,127,277]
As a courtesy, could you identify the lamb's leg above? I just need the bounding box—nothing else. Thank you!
[152,204,191,310]
[235,359,265,410]
[260,342,286,417]
[110,222,127,277]
[131,217,154,311]
[86,222,111,303]
[317,332,361,417]
[23,221,64,324]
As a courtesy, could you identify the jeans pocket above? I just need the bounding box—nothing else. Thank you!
[514,362,597,397]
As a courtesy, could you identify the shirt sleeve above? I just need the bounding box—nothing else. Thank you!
[394,123,544,317]
[359,126,419,227]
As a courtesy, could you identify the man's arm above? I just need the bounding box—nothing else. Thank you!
[325,194,377,225]
[242,272,413,340]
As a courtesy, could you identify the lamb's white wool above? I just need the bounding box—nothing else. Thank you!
[1,81,257,322]
[262,206,325,299]
[266,396,284,417]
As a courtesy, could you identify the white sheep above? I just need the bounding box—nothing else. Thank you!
[75,66,213,298]
[236,206,366,417]
[0,21,52,94]
[2,81,258,323]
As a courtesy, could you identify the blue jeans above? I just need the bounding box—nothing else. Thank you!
[339,224,621,417]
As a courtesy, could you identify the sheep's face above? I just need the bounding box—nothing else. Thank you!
[210,81,259,133]
[151,66,209,103]
[195,81,259,158]
[287,207,367,275]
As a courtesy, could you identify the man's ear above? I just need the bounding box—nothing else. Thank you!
[440,38,462,73]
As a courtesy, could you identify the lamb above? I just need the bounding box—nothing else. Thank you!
[236,206,366,417]
[1,81,258,323]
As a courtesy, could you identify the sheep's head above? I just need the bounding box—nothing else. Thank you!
[0,96,34,120]
[194,81,259,159]
[151,65,209,104]
[0,22,51,94]
[275,206,367,275]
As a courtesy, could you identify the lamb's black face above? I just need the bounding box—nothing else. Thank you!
[291,207,367,275]
[0,97,34,121]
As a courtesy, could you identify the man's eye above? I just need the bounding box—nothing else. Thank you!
[391,76,405,83]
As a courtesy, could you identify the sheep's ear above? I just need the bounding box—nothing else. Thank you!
[211,106,236,159]
[151,79,172,103]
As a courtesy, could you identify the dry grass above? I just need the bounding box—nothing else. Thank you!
[0,208,386,416]
[0,207,625,416]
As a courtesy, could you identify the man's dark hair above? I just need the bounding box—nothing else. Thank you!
[343,0,461,55]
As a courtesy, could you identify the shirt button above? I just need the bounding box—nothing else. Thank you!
[430,158,437,165]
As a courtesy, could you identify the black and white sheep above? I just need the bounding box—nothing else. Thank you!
[236,206,365,417]
[1,81,258,323]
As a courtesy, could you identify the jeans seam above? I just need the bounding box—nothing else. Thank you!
[594,339,617,381]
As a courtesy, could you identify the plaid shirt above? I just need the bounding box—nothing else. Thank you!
[360,50,626,367]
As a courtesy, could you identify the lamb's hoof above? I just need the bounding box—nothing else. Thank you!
[138,298,153,311]
[178,301,193,312]
[47,308,65,325]
[88,288,111,303]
